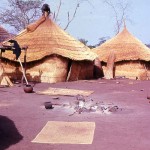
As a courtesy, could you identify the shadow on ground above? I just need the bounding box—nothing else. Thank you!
[0,115,23,150]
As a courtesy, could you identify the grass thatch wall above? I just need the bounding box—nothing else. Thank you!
[26,55,69,83]
[102,60,150,80]
[0,55,68,83]
[1,55,96,83]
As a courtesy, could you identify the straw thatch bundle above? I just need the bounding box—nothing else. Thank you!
[92,26,150,80]
[1,13,97,83]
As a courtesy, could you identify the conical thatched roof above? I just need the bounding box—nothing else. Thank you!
[2,15,97,62]
[0,26,11,43]
[93,27,150,62]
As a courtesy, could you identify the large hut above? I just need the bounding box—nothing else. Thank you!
[92,26,150,80]
[1,9,97,83]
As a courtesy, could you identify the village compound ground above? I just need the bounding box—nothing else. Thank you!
[0,78,150,150]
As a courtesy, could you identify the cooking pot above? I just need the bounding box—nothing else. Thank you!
[23,84,33,93]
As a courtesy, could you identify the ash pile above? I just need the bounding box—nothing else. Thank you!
[68,95,121,116]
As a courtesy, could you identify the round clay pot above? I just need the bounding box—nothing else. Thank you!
[23,84,33,93]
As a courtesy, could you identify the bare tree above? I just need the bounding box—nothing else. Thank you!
[79,38,88,45]
[52,0,80,30]
[0,0,90,33]
[103,0,130,34]
[0,0,44,32]
[0,0,83,33]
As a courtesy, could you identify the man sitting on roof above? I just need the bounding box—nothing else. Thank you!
[41,4,51,15]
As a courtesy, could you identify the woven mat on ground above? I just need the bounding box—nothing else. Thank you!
[36,87,94,96]
[32,121,95,144]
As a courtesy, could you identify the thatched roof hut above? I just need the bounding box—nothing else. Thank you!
[1,12,97,83]
[0,26,11,43]
[92,26,150,80]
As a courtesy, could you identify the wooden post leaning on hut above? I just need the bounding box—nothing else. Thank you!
[105,50,116,79]
[93,57,104,79]
[21,46,28,83]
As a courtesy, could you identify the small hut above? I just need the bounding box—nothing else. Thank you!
[92,26,150,80]
[0,26,11,43]
[1,9,97,83]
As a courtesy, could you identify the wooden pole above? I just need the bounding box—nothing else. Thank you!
[18,58,29,85]
[24,48,27,73]
[105,50,116,79]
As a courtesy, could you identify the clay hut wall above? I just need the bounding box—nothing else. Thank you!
[67,61,94,81]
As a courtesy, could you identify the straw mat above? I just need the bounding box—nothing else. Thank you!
[36,87,94,96]
[32,121,95,144]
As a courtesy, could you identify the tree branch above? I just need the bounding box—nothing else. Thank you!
[53,0,62,22]
[104,0,130,34]
[64,3,79,30]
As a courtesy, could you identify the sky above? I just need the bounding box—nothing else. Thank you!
[1,0,150,45]
[45,0,150,45]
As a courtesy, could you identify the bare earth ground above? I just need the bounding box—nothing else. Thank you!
[0,78,150,150]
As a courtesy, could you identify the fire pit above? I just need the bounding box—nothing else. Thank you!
[42,95,122,116]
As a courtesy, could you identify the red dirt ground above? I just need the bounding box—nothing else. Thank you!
[0,78,150,150]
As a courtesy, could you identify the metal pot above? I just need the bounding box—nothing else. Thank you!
[44,102,53,109]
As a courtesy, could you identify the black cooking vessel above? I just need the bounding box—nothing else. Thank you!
[44,102,53,109]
